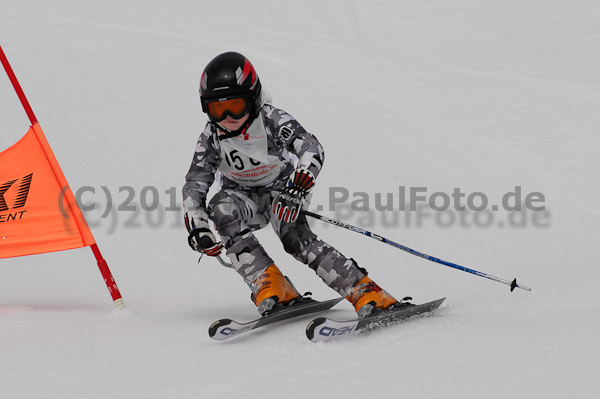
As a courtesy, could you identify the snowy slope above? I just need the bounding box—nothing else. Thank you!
[1,1,599,398]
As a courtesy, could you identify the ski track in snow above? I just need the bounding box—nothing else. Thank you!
[1,1,599,398]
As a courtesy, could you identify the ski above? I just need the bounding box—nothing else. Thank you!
[209,297,344,341]
[306,297,446,342]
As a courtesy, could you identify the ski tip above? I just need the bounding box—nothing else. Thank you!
[208,319,232,338]
[306,317,327,342]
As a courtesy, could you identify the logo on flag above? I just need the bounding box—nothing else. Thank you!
[0,172,33,211]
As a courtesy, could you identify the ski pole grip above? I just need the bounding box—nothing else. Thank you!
[199,236,215,249]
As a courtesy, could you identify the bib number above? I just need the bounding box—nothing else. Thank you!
[224,149,261,171]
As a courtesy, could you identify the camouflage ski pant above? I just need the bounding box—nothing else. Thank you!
[207,188,366,297]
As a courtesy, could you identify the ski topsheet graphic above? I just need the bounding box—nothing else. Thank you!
[209,297,344,341]
[306,298,446,342]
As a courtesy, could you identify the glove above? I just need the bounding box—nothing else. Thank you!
[184,209,223,256]
[272,168,315,223]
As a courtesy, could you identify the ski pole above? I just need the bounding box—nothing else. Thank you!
[197,252,254,289]
[301,210,531,292]
[216,254,234,269]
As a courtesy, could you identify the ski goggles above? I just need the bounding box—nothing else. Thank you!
[205,97,250,122]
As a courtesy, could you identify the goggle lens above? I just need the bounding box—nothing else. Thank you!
[206,97,249,121]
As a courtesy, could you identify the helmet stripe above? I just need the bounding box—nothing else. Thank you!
[237,58,256,86]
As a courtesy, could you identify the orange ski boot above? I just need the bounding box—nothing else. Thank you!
[346,276,399,318]
[251,264,301,315]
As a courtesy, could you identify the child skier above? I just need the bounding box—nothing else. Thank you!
[183,51,400,317]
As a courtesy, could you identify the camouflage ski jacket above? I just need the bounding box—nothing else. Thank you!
[183,105,324,211]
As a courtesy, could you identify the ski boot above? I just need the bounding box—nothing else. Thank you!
[251,264,301,315]
[346,276,411,318]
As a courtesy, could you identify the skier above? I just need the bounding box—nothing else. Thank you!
[183,51,401,318]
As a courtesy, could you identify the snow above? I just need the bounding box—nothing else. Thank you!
[1,1,599,398]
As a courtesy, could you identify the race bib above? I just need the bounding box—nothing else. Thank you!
[218,117,286,187]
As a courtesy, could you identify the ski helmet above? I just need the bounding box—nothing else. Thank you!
[199,52,262,125]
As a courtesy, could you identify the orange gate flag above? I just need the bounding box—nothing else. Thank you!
[0,123,95,256]
[1,44,123,306]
